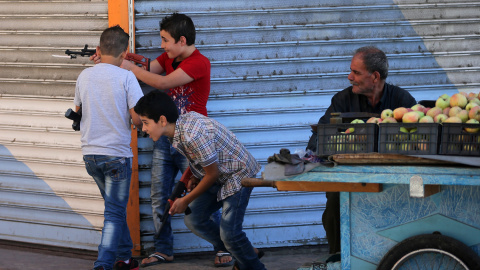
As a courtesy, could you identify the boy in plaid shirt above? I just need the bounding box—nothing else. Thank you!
[134,90,266,270]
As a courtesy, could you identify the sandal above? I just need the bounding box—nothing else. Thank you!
[215,251,235,267]
[140,253,173,268]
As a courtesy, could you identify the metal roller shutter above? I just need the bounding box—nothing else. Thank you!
[0,0,108,250]
[1,0,479,255]
[133,0,480,254]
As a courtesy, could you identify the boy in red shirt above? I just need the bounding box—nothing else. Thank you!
[121,13,226,267]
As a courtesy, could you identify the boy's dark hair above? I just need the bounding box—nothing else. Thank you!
[100,25,129,57]
[134,90,179,123]
[160,13,196,46]
[355,46,389,80]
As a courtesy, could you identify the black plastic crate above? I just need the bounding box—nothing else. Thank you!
[439,123,480,156]
[378,123,440,155]
[316,123,378,155]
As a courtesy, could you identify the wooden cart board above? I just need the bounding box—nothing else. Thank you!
[242,178,382,193]
[329,153,457,165]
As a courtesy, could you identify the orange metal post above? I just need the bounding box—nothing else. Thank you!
[108,0,141,256]
[108,0,129,29]
[129,125,141,255]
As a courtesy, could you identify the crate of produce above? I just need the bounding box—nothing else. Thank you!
[378,123,440,155]
[439,123,480,156]
[316,123,378,155]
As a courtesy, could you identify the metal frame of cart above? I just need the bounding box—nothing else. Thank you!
[243,154,480,270]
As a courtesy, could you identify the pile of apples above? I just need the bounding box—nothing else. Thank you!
[366,92,480,133]
[332,92,480,154]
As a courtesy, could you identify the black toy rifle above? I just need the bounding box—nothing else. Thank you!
[155,168,193,237]
[64,44,150,71]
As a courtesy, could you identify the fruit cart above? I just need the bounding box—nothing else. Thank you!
[243,153,480,270]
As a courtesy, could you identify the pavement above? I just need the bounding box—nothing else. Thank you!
[0,240,330,270]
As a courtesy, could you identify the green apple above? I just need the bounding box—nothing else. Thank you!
[449,106,462,117]
[414,111,425,119]
[457,110,469,123]
[468,105,480,121]
[444,116,462,123]
[466,101,479,111]
[469,97,480,106]
[443,107,451,116]
[351,119,365,124]
[450,93,468,108]
[465,119,480,133]
[381,117,397,123]
[434,113,448,123]
[419,115,434,123]
[435,94,451,109]
[426,107,443,118]
[467,92,478,101]
[381,109,393,120]
[347,119,364,133]
[411,104,426,112]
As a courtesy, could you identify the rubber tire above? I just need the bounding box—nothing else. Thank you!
[377,234,480,270]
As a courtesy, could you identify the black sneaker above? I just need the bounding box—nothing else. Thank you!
[114,258,139,270]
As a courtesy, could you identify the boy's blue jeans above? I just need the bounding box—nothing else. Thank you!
[83,155,133,270]
[184,184,266,270]
[151,136,188,256]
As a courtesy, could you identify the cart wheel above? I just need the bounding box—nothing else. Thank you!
[377,233,480,270]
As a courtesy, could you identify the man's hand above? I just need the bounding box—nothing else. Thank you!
[169,197,189,216]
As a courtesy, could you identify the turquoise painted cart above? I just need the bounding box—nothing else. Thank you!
[243,154,480,270]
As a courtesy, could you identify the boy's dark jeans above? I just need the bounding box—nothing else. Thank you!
[184,184,266,270]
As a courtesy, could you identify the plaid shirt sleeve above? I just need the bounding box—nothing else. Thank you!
[182,118,218,167]
[173,112,261,201]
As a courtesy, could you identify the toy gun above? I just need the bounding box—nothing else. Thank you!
[64,44,96,58]
[65,106,82,131]
[155,168,193,237]
[64,44,150,71]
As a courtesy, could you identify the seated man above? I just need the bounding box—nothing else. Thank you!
[307,46,417,264]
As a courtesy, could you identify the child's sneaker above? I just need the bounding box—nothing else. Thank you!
[114,258,139,270]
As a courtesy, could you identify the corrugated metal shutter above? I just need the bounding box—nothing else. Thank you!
[0,1,108,250]
[2,0,480,255]
[133,0,480,253]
